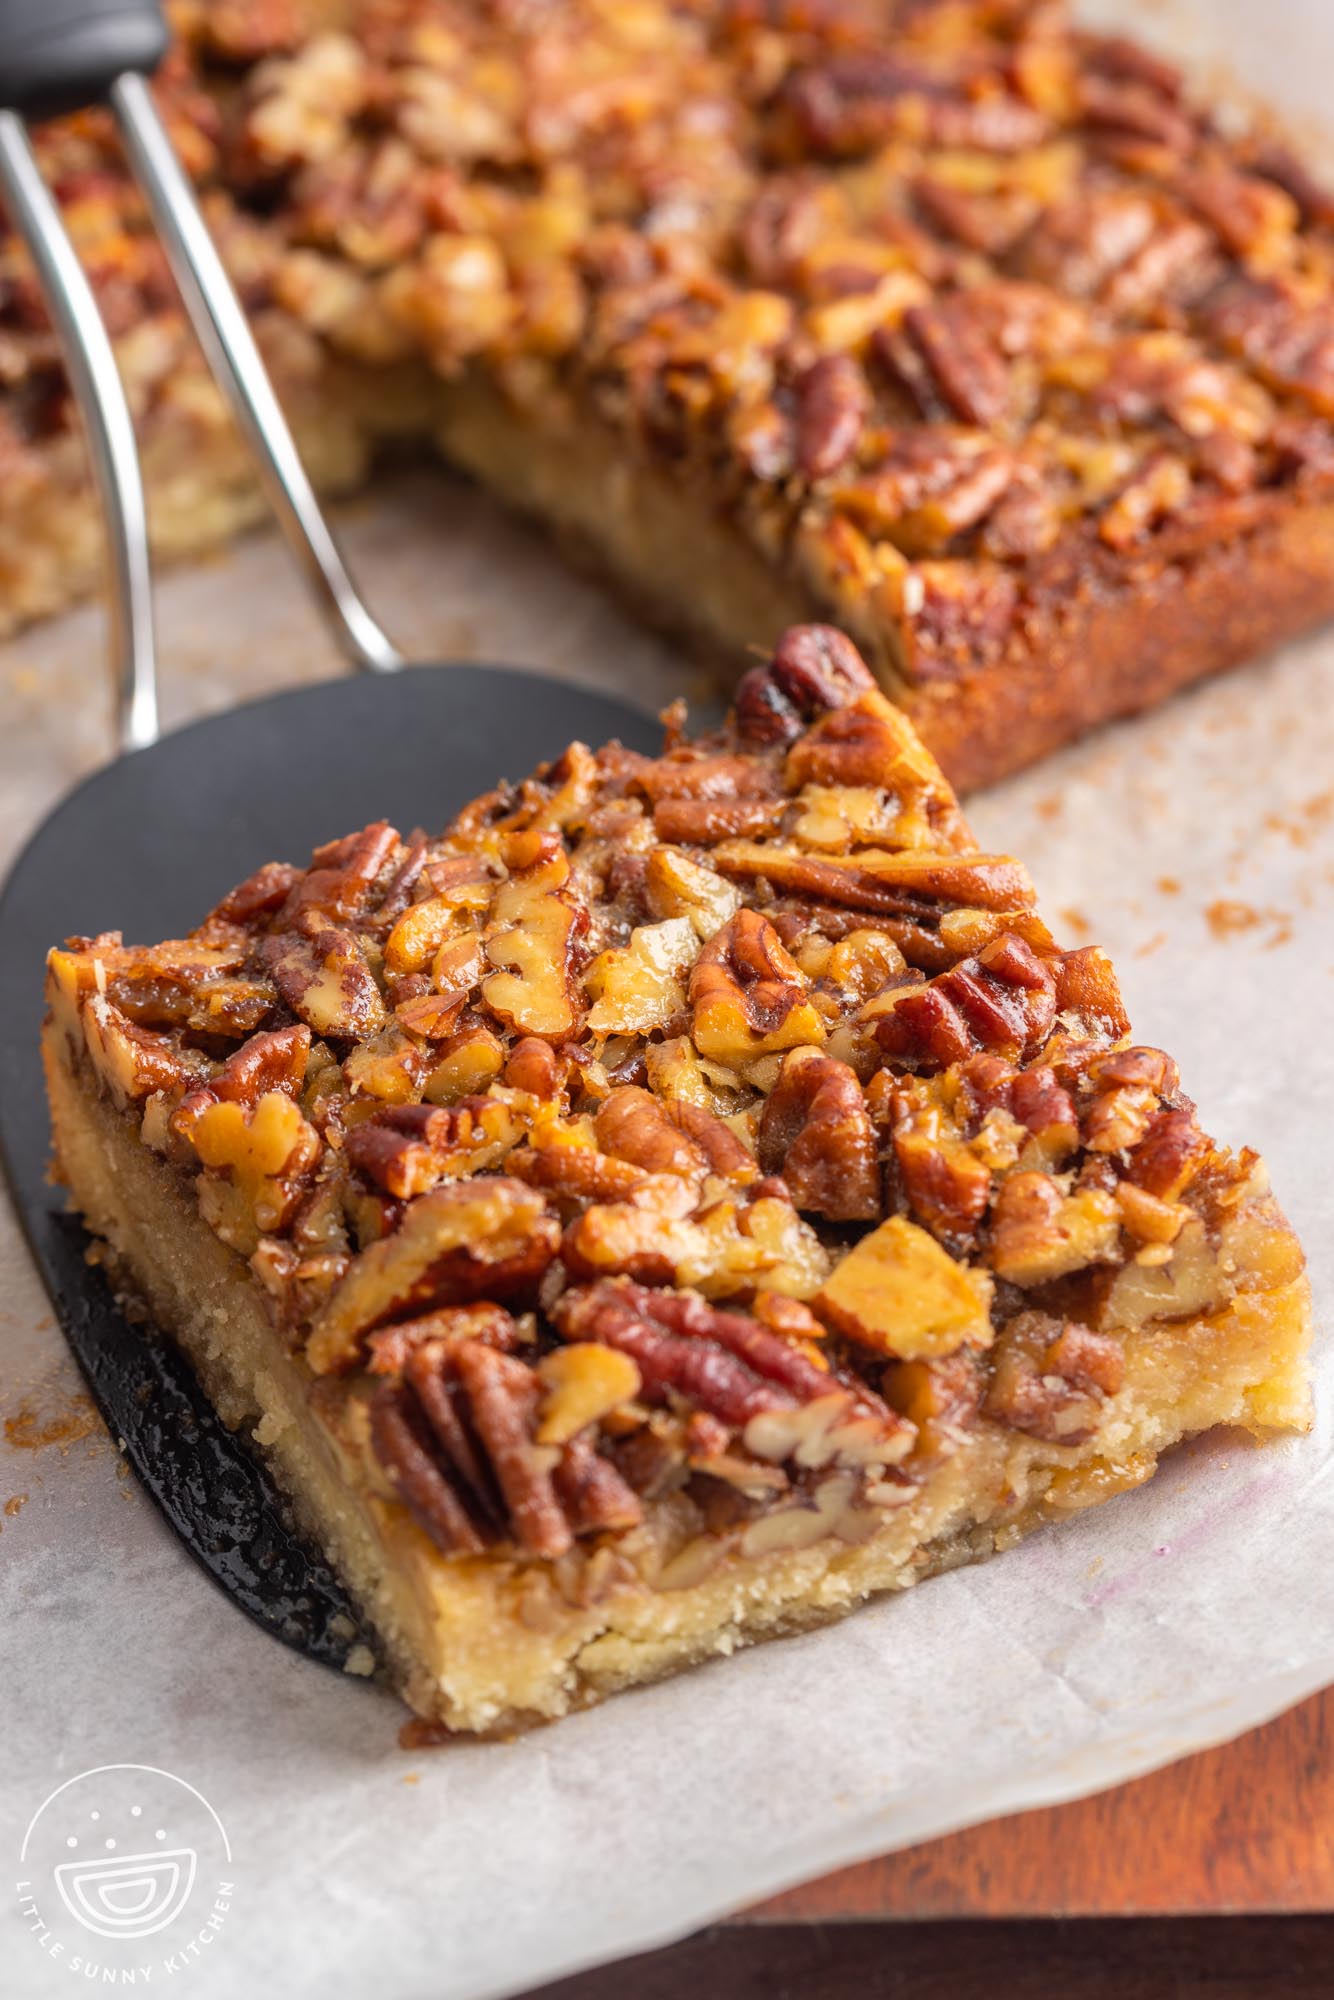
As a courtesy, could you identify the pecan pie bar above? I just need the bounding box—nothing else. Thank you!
[43,626,1311,1734]
[10,2,1334,785]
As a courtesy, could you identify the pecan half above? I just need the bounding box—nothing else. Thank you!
[689,909,827,1065]
[558,1280,911,1471]
[371,1336,643,1559]
[758,1048,880,1221]
[596,1085,753,1184]
[794,353,868,479]
[182,1024,311,1114]
[733,623,876,748]
[875,933,1056,1072]
[289,821,400,922]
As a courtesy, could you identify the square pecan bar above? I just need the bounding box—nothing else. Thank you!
[10,2,1334,786]
[43,627,1311,1733]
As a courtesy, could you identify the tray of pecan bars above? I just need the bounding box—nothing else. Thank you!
[2,3,1333,1998]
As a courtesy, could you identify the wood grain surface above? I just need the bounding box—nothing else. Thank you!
[745,1686,1333,1920]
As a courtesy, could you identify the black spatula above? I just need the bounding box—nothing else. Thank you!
[0,1,659,1671]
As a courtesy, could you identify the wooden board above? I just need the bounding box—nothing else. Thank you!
[742,1688,1334,1920]
[527,1694,1334,1998]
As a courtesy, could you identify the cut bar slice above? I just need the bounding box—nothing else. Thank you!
[42,625,1311,1735]
[10,2,1334,786]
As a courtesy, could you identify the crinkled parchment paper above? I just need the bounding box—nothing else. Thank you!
[2,6,1333,1993]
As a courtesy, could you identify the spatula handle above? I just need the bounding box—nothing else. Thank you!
[0,110,159,751]
[0,0,167,121]
[110,73,404,678]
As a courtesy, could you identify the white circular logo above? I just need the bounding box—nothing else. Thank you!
[16,1765,233,1980]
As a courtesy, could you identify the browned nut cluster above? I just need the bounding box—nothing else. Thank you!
[984,1312,1125,1446]
[371,1333,643,1558]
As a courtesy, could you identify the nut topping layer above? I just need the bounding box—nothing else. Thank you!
[11,0,1334,711]
[46,625,1303,1570]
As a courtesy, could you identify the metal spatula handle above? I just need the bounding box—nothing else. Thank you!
[0,0,402,755]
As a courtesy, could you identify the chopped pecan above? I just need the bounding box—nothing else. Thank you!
[481,830,583,1041]
[343,1023,433,1103]
[289,821,399,922]
[585,917,696,1033]
[551,1434,645,1536]
[512,1134,649,1207]
[535,1343,642,1446]
[345,1096,520,1197]
[985,1311,1124,1446]
[757,1048,880,1221]
[882,1349,984,1466]
[1125,1107,1208,1201]
[956,1054,1079,1171]
[834,430,1015,553]
[689,909,827,1065]
[208,860,302,927]
[262,926,386,1039]
[781,690,954,804]
[383,863,492,974]
[178,1088,322,1256]
[888,1082,993,1248]
[643,847,742,938]
[814,1213,993,1360]
[1053,948,1130,1040]
[987,1172,1121,1286]
[307,1178,559,1372]
[79,995,207,1105]
[561,1176,829,1300]
[503,1036,569,1098]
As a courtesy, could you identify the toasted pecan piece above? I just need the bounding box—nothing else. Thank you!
[308,1179,559,1372]
[758,1047,880,1221]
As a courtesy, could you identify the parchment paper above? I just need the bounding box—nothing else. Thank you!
[3,6,1333,1993]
